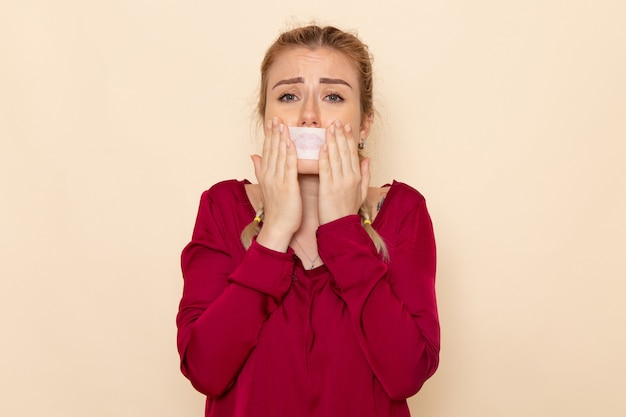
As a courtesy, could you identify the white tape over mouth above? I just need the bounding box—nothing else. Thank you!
[288,127,326,160]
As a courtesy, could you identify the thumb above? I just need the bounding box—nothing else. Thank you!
[251,154,262,178]
[360,157,371,199]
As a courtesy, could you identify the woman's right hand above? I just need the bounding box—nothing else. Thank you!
[250,117,301,252]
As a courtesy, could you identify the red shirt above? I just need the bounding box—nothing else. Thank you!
[177,179,439,417]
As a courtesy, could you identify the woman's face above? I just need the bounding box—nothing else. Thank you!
[264,47,371,173]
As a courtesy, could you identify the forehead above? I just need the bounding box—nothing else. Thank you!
[267,47,359,85]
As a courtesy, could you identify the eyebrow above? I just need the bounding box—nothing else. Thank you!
[320,78,352,88]
[272,77,352,89]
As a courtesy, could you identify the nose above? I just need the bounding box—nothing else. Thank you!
[298,96,320,127]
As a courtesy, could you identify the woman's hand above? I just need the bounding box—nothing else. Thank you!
[251,117,301,252]
[318,120,371,225]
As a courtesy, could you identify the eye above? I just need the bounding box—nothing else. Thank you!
[278,93,298,102]
[324,93,344,103]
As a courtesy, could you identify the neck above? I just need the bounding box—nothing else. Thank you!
[287,175,322,269]
[296,174,321,232]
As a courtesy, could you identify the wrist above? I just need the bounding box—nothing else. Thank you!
[256,227,293,253]
[319,208,357,226]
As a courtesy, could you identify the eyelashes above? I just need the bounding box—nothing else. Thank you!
[278,93,298,102]
[325,93,344,103]
[277,92,345,103]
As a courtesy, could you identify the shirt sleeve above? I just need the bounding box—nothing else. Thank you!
[176,188,294,397]
[316,197,439,400]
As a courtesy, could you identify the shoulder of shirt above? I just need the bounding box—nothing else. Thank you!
[387,180,427,206]
[199,179,247,203]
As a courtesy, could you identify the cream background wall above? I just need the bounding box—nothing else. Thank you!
[1,1,625,416]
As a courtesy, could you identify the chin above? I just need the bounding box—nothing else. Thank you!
[297,159,320,175]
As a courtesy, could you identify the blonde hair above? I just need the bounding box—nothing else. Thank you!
[257,24,374,122]
[241,24,389,261]
[240,206,264,250]
[358,202,390,262]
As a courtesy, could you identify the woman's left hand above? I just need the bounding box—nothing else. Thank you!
[318,120,371,225]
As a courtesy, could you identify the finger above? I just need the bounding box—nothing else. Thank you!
[264,117,283,176]
[283,126,298,181]
[274,122,288,180]
[325,122,342,177]
[261,119,273,173]
[318,143,331,184]
[360,157,371,202]
[334,121,352,176]
[262,119,272,155]
[344,123,361,175]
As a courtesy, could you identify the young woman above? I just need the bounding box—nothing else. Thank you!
[176,24,440,417]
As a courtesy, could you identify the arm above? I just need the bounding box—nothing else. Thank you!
[317,198,439,400]
[176,189,294,397]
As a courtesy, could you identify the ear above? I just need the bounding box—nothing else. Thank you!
[359,112,373,141]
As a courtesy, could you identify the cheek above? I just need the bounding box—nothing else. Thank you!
[340,104,363,129]
[320,109,362,129]
[264,105,299,126]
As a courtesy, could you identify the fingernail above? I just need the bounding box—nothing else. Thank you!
[273,117,279,126]
[334,120,342,128]
[345,123,352,133]
[279,123,284,132]
[329,124,335,134]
